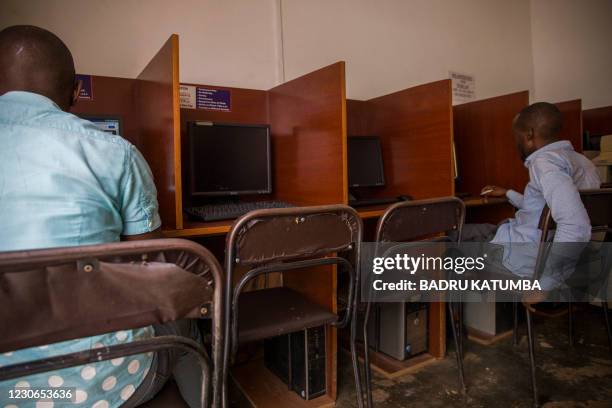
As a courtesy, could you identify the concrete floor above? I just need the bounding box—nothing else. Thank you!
[336,304,612,408]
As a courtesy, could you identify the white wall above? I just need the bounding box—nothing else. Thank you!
[280,0,535,101]
[0,0,280,90]
[1,0,611,108]
[530,0,612,109]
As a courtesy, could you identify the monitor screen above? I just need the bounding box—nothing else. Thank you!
[189,122,271,196]
[81,115,122,135]
[347,136,385,187]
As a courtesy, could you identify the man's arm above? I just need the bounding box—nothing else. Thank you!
[119,145,162,239]
[481,185,523,208]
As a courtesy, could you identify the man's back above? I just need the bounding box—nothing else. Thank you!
[0,91,160,250]
[493,140,600,246]
[0,90,161,407]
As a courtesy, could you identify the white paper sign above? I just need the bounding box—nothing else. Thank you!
[179,84,196,109]
[449,71,475,104]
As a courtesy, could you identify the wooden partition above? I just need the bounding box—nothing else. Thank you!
[583,105,612,150]
[269,62,347,206]
[556,99,583,152]
[70,76,140,145]
[454,91,529,197]
[347,79,454,201]
[136,34,182,229]
[371,80,454,199]
[170,62,347,238]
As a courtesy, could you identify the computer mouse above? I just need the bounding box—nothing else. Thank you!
[397,195,412,201]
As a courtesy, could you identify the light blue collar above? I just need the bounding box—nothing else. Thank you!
[524,140,573,167]
[1,90,61,111]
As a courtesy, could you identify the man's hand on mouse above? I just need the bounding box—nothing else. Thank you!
[480,185,507,197]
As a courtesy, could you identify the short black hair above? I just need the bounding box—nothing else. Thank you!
[0,25,75,109]
[513,102,563,141]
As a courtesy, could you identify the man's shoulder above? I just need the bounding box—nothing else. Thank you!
[0,100,133,152]
[55,111,134,150]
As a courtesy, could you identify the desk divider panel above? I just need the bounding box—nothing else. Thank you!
[369,79,454,200]
[268,61,348,206]
[453,91,529,197]
[583,105,612,137]
[70,76,140,146]
[555,99,583,152]
[135,34,182,230]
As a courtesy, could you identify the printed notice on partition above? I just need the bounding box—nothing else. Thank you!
[449,71,475,104]
[179,85,231,112]
[76,74,93,100]
[196,88,231,111]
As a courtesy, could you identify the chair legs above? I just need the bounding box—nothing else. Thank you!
[351,305,366,408]
[513,299,519,346]
[448,302,467,394]
[362,302,374,408]
[525,307,539,408]
[602,300,612,356]
[568,300,574,347]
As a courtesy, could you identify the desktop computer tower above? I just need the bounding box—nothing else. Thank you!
[264,326,326,400]
[374,302,428,361]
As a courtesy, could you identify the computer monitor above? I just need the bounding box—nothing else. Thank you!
[189,122,271,196]
[347,136,385,187]
[80,115,122,135]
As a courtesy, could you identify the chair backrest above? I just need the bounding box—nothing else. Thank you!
[580,188,612,241]
[538,188,612,242]
[375,197,465,243]
[227,205,363,266]
[0,238,224,408]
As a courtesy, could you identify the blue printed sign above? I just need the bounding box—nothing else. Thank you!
[76,74,93,100]
[196,88,231,112]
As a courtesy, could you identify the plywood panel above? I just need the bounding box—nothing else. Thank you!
[367,79,454,200]
[556,99,582,152]
[136,34,182,229]
[346,99,372,137]
[70,75,139,146]
[454,91,529,197]
[268,62,347,206]
[583,105,612,136]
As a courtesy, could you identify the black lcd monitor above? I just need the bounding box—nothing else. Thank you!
[189,122,271,196]
[347,136,386,187]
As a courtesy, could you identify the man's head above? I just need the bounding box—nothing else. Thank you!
[512,102,563,161]
[0,25,79,111]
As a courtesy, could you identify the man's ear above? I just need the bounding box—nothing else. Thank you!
[526,128,535,142]
[71,79,82,107]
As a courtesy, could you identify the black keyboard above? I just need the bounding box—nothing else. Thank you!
[185,200,294,222]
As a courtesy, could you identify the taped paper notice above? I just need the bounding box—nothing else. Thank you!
[450,71,475,104]
[179,84,197,109]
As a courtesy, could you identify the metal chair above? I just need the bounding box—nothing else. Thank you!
[515,188,612,407]
[363,197,466,406]
[0,238,224,408]
[222,205,366,408]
